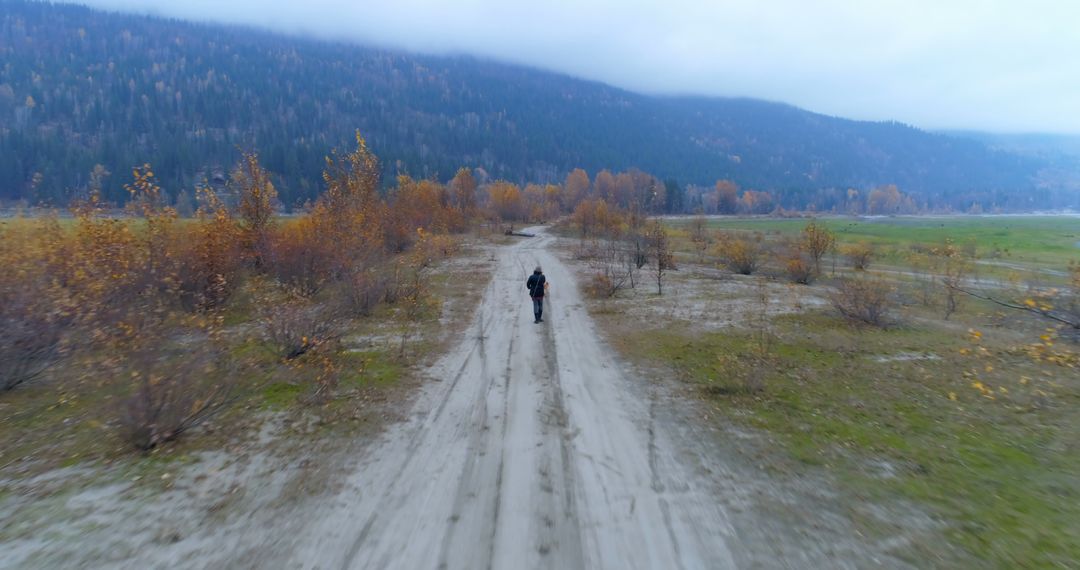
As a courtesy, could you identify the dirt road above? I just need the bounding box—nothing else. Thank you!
[286,228,739,569]
[2,227,915,569]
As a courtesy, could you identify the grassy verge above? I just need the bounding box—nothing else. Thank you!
[617,312,1079,568]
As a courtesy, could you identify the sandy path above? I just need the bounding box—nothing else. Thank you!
[286,228,739,569]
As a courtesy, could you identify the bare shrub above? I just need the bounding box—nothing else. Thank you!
[907,250,938,307]
[261,300,341,360]
[0,288,66,391]
[394,229,442,357]
[830,277,896,327]
[341,268,388,316]
[930,240,973,320]
[0,220,70,391]
[585,272,616,298]
[689,214,711,261]
[118,348,235,451]
[584,238,635,298]
[572,239,602,261]
[646,220,673,295]
[382,264,406,305]
[744,277,774,393]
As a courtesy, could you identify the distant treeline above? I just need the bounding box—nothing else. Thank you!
[0,1,1073,211]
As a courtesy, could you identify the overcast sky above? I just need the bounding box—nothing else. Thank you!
[74,0,1080,134]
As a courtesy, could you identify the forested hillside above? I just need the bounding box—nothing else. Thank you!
[0,1,1067,209]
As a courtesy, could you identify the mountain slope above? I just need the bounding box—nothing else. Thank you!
[0,1,1058,208]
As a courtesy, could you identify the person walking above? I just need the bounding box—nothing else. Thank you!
[526,266,547,323]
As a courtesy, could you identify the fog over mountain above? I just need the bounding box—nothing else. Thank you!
[70,0,1080,135]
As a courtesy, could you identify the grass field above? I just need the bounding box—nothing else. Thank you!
[667,215,1080,274]
[572,214,1080,568]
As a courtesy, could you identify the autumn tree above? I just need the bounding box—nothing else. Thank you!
[487,181,525,223]
[715,180,739,214]
[739,190,773,215]
[312,130,385,271]
[232,151,278,269]
[594,170,616,203]
[523,183,547,222]
[572,198,625,238]
[628,170,665,213]
[449,167,477,218]
[392,175,460,235]
[800,220,836,275]
[563,168,590,211]
[614,171,635,208]
[867,184,917,215]
[178,186,242,311]
[125,163,178,282]
[542,184,562,220]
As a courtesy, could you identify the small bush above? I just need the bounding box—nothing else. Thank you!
[341,268,388,316]
[174,195,244,311]
[0,222,71,391]
[585,272,616,298]
[572,240,602,261]
[583,238,636,297]
[800,221,835,274]
[266,218,333,297]
[118,349,234,451]
[0,288,66,391]
[261,300,342,360]
[783,252,816,284]
[830,277,896,327]
[715,232,765,275]
[842,242,875,271]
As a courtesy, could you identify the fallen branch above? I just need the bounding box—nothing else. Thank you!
[950,284,1080,330]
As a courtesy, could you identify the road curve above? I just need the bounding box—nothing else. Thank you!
[288,228,739,569]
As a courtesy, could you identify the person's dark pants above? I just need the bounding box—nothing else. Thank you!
[532,296,544,322]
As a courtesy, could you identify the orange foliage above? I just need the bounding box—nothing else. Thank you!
[233,151,278,268]
[392,175,465,235]
[563,168,590,210]
[571,198,625,237]
[487,181,525,222]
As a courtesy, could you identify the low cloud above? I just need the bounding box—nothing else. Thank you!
[75,0,1080,133]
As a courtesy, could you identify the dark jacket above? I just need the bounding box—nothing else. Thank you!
[526,272,546,298]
